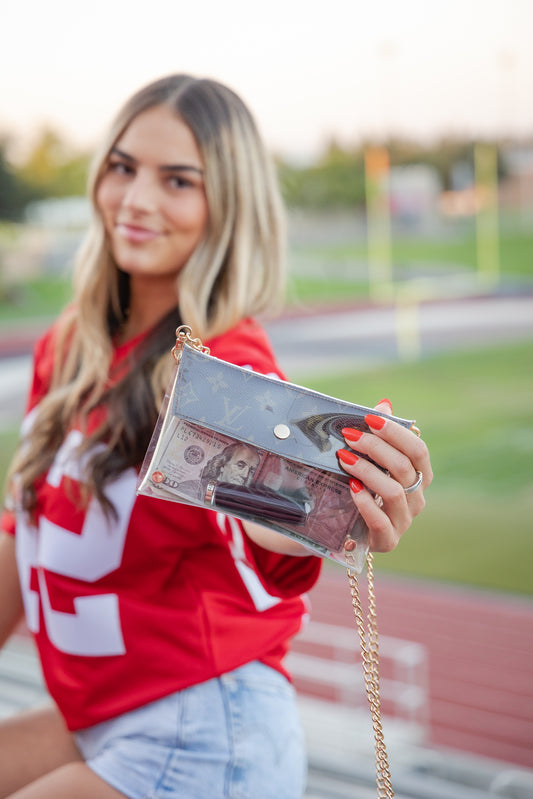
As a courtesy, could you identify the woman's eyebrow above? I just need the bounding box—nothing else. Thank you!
[110,147,203,175]
[160,164,204,176]
[110,147,135,162]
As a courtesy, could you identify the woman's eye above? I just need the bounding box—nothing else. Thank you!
[108,161,133,176]
[168,175,193,189]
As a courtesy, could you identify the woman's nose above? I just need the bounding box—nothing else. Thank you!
[121,170,158,212]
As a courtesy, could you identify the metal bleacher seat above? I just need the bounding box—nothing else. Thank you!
[290,620,533,799]
[288,619,430,762]
[1,629,533,798]
[0,634,47,720]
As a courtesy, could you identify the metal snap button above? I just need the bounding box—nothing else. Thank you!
[273,423,291,440]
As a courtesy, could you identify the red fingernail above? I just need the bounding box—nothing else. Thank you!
[349,478,364,493]
[341,427,363,441]
[365,414,386,430]
[337,448,359,465]
[379,398,393,412]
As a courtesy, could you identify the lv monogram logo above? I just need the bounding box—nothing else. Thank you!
[177,381,200,409]
[215,397,250,431]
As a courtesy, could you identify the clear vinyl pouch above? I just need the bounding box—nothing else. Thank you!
[137,326,419,571]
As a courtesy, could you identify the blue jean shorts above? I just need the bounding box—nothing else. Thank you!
[73,661,307,799]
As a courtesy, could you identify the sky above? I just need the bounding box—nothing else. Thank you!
[2,0,533,162]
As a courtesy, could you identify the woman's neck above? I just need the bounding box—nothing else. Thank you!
[118,277,179,344]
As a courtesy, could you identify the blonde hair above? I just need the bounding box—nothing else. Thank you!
[7,74,287,515]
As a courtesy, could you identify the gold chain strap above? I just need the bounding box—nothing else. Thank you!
[172,325,210,363]
[347,553,394,798]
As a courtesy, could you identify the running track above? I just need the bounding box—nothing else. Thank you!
[295,566,533,770]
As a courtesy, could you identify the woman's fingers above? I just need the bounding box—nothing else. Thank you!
[374,397,393,415]
[365,412,432,489]
[341,415,432,493]
[347,477,411,551]
[338,400,433,552]
[338,448,414,550]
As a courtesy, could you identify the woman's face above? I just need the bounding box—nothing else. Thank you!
[96,105,208,285]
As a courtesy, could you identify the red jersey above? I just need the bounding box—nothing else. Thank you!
[2,317,321,730]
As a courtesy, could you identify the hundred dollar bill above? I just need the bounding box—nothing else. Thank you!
[140,419,241,501]
[138,416,365,555]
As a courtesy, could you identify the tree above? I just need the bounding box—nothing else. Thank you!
[16,127,90,198]
[0,137,36,221]
[277,134,512,210]
[278,139,366,209]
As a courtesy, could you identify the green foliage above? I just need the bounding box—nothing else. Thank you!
[16,127,90,198]
[278,137,367,209]
[385,137,477,190]
[277,134,511,209]
[0,127,91,220]
[279,158,366,209]
[0,139,37,221]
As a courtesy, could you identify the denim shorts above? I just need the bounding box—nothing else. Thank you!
[73,661,307,799]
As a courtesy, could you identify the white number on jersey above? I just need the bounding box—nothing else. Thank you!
[16,430,137,656]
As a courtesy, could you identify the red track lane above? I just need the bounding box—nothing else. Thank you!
[298,566,533,770]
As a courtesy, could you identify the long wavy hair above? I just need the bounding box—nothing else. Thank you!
[7,74,287,516]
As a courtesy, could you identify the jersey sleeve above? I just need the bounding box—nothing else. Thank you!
[246,538,322,598]
[24,323,59,412]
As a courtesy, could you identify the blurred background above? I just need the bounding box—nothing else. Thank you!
[1,0,532,795]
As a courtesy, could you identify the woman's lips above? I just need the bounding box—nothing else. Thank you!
[115,223,161,243]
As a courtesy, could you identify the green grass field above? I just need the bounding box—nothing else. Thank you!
[288,222,533,305]
[0,275,71,322]
[298,340,533,597]
[295,227,533,276]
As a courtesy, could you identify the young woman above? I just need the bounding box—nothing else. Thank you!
[0,74,432,799]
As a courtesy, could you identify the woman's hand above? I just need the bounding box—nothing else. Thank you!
[337,399,433,553]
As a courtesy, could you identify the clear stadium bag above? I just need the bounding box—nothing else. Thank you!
[137,325,422,797]
[138,326,418,570]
